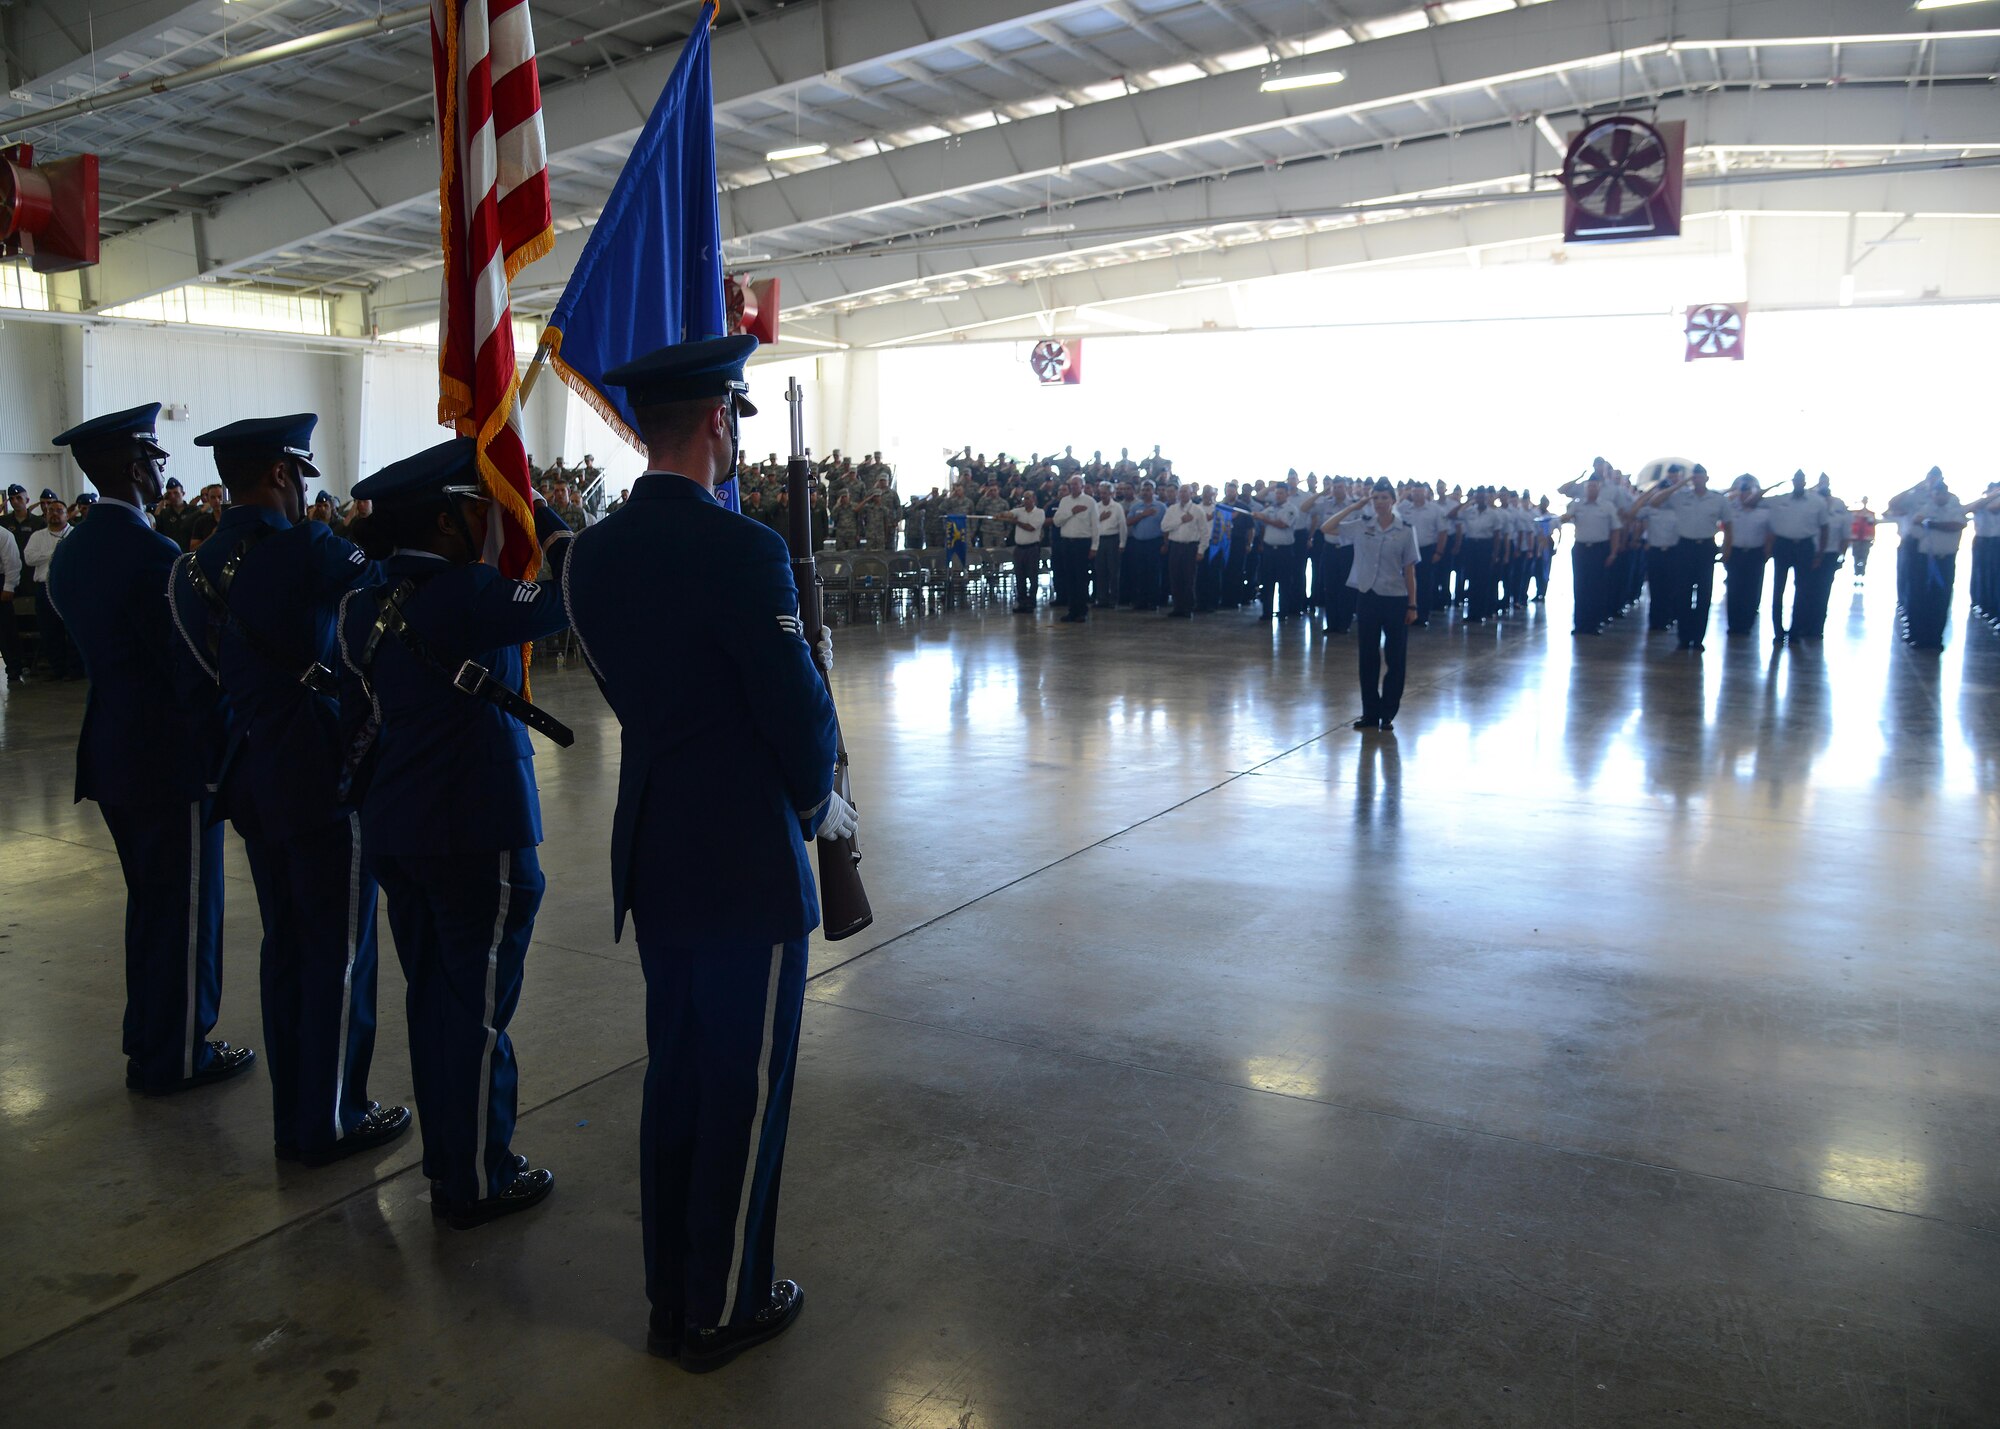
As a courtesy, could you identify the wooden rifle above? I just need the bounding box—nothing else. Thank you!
[783,378,874,940]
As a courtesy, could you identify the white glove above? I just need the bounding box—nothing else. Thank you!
[816,625,834,672]
[817,789,857,842]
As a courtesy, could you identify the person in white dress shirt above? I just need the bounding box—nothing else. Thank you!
[1160,485,1209,618]
[1051,475,1099,624]
[996,489,1047,613]
[21,497,79,678]
[0,519,21,682]
[1091,480,1125,609]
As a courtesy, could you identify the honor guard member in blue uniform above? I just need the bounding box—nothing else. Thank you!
[167,414,408,1166]
[337,440,574,1227]
[45,405,252,1094]
[564,334,846,1372]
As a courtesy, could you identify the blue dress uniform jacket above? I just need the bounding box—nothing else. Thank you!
[337,531,573,857]
[335,510,574,1203]
[50,500,217,806]
[174,505,380,841]
[168,502,386,1156]
[564,472,840,946]
[46,498,233,1087]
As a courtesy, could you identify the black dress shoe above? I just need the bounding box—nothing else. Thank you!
[126,1042,256,1096]
[432,1160,555,1229]
[279,1102,414,1167]
[681,1281,804,1374]
[1378,719,1395,732]
[1351,717,1377,731]
[430,1151,527,1212]
[647,1309,684,1360]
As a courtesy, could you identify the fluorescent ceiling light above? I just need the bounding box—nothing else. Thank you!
[1177,276,1223,288]
[765,143,828,162]
[727,252,774,262]
[1669,29,2000,47]
[1913,0,1994,10]
[920,294,963,304]
[1023,223,1076,235]
[1261,70,1347,93]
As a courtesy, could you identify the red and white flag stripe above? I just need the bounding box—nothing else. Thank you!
[432,0,552,581]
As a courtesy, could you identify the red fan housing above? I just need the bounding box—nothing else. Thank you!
[725,272,781,345]
[2,144,100,273]
[1560,117,1684,244]
[1684,303,1746,362]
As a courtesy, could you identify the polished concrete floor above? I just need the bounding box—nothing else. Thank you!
[2,561,1997,1426]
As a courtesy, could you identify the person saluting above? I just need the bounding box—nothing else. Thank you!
[337,439,577,1227]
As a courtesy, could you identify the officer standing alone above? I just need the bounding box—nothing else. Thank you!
[338,440,575,1226]
[44,405,253,1093]
[563,335,847,1372]
[1327,478,1420,731]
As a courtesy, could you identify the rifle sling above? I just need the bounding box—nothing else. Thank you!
[186,526,338,696]
[360,576,574,748]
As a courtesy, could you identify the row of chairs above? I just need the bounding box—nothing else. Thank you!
[819,546,1034,623]
[532,548,1036,668]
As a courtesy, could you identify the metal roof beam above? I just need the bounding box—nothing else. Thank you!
[85,0,1133,307]
[758,85,1997,308]
[712,0,1994,251]
[7,0,213,96]
[355,83,1999,330]
[819,165,2000,348]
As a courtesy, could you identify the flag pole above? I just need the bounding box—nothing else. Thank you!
[519,339,553,402]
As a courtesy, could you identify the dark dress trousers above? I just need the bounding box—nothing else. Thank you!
[337,509,573,1203]
[46,500,230,1088]
[564,471,838,1331]
[170,506,383,1156]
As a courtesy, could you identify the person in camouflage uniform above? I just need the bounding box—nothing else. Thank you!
[832,491,861,549]
[974,483,1011,548]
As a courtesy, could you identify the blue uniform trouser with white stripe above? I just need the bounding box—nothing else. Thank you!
[98,797,226,1087]
[242,813,380,1156]
[634,930,808,1330]
[372,845,541,1202]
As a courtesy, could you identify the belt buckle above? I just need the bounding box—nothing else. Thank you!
[452,659,487,694]
[301,662,335,692]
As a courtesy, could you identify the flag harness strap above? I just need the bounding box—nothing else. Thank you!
[355,575,575,748]
[184,525,339,696]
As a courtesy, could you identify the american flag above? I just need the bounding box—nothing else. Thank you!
[431,0,553,580]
